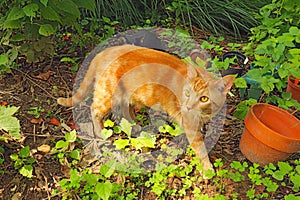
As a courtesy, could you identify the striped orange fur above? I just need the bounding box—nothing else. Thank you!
[57,45,234,171]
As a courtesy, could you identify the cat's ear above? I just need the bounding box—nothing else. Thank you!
[187,65,198,79]
[219,75,235,94]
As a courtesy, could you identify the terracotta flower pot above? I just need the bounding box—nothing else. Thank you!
[286,75,300,103]
[240,103,300,166]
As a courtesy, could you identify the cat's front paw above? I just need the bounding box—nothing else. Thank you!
[201,156,215,179]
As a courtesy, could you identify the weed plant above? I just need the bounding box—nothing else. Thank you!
[82,0,268,39]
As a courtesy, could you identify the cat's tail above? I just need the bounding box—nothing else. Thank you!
[57,61,96,107]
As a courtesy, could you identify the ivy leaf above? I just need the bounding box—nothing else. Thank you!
[55,140,69,149]
[278,67,289,79]
[0,54,9,65]
[95,181,112,200]
[3,19,21,29]
[131,132,156,150]
[40,0,48,7]
[282,92,292,100]
[40,6,61,23]
[113,139,129,150]
[0,106,20,139]
[278,162,293,174]
[233,99,257,119]
[76,0,95,12]
[57,0,80,18]
[23,3,39,18]
[101,128,113,140]
[19,165,33,178]
[19,146,30,158]
[100,160,116,178]
[39,24,55,36]
[69,149,80,160]
[289,26,300,35]
[65,130,77,143]
[234,77,247,88]
[104,119,114,128]
[119,118,133,137]
[6,7,25,20]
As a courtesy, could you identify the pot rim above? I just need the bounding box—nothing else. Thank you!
[247,103,300,142]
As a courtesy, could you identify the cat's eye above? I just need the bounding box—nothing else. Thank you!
[185,90,190,97]
[199,96,209,103]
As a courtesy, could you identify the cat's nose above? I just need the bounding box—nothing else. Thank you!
[187,106,192,111]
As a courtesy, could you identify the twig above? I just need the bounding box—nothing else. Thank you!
[14,69,57,100]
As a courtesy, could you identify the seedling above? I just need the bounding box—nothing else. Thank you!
[101,118,156,151]
[60,57,80,72]
[51,130,81,165]
[27,106,45,119]
[10,146,36,178]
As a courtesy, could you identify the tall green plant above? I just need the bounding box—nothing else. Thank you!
[82,0,268,39]
[0,0,95,73]
[233,0,300,117]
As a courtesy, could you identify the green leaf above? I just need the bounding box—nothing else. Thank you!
[278,67,289,79]
[101,129,113,140]
[278,162,293,174]
[285,194,300,200]
[19,146,30,158]
[40,6,61,23]
[131,134,155,150]
[10,154,19,161]
[104,119,114,128]
[0,106,19,116]
[113,126,122,134]
[290,174,300,191]
[10,33,25,42]
[82,173,99,186]
[119,118,133,137]
[3,19,22,29]
[40,0,48,6]
[234,77,248,88]
[39,24,55,36]
[7,7,25,20]
[55,140,69,149]
[113,139,129,150]
[289,26,300,35]
[282,92,292,100]
[100,160,116,178]
[57,0,80,18]
[0,106,20,138]
[20,165,33,178]
[65,130,77,143]
[233,99,257,119]
[0,54,9,65]
[23,3,39,18]
[69,149,80,160]
[95,181,112,200]
[76,0,95,12]
[60,57,76,63]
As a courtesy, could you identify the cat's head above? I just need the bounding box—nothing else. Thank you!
[181,65,234,120]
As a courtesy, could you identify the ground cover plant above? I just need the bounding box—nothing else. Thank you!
[0,0,300,199]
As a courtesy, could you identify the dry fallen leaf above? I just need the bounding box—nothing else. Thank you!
[37,144,51,153]
[32,71,56,81]
[30,117,43,124]
[0,100,8,106]
[67,121,79,130]
[46,117,60,126]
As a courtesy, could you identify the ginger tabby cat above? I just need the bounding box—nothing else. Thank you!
[57,45,234,171]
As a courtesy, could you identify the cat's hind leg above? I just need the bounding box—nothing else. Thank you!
[91,97,112,138]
